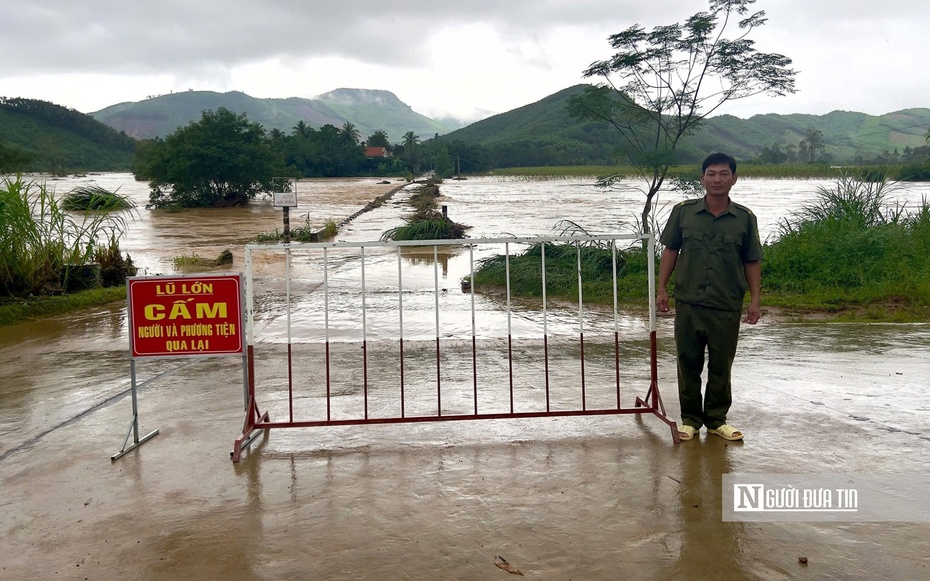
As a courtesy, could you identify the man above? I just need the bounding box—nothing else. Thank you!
[657,152,762,442]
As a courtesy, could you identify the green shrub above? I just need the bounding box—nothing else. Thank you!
[470,240,649,304]
[1,176,130,297]
[763,175,930,305]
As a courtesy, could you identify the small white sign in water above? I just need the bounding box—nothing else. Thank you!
[273,192,297,207]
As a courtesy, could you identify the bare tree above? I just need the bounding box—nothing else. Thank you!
[569,0,797,234]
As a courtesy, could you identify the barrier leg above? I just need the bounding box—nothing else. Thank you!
[232,345,268,462]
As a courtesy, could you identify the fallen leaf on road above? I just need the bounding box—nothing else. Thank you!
[495,556,524,576]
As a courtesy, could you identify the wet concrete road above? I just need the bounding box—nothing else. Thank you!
[2,177,930,579]
[1,307,928,580]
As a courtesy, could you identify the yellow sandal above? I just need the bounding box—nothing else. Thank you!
[678,425,697,441]
[708,424,743,441]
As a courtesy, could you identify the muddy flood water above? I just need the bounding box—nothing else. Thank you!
[1,174,929,580]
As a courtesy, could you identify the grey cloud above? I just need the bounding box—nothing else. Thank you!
[2,0,674,76]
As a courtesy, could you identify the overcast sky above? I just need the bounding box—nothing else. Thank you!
[3,0,928,124]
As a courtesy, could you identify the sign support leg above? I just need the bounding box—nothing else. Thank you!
[112,359,160,461]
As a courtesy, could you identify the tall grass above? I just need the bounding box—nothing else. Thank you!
[470,222,650,304]
[0,176,131,297]
[763,175,930,305]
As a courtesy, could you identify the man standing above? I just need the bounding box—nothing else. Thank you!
[657,152,762,442]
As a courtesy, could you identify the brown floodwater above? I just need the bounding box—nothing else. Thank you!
[1,175,929,579]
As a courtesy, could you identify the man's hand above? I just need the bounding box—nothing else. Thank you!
[657,289,670,313]
[744,301,761,324]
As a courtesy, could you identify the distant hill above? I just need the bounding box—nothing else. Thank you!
[0,97,136,173]
[91,89,452,143]
[435,84,930,166]
[689,109,930,161]
[433,85,626,167]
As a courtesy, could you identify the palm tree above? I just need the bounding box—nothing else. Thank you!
[292,120,311,138]
[402,131,420,151]
[401,131,421,172]
[339,122,361,146]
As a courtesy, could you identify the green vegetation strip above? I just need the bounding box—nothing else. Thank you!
[0,286,127,327]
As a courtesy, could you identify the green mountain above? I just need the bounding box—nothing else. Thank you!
[91,89,452,143]
[0,98,136,173]
[432,85,622,167]
[435,84,930,166]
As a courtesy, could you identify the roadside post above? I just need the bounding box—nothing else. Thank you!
[272,178,298,244]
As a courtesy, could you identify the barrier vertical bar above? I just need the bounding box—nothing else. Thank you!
[361,246,368,419]
[469,244,477,415]
[397,246,405,418]
[612,240,620,407]
[244,245,254,410]
[324,247,331,421]
[541,242,550,412]
[647,233,660,410]
[505,242,513,413]
[286,244,293,423]
[576,240,586,410]
[434,244,441,416]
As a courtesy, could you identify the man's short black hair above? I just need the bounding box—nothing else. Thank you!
[702,152,737,175]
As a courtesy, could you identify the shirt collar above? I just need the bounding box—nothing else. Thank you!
[694,196,735,217]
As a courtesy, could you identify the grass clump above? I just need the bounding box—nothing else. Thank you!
[254,216,339,243]
[383,219,468,241]
[62,185,134,211]
[172,249,234,270]
[381,183,470,241]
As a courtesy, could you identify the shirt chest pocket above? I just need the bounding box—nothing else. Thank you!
[721,234,743,248]
[681,229,704,253]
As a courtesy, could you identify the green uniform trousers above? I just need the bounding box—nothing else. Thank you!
[674,301,742,430]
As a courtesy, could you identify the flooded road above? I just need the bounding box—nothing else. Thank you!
[2,175,929,579]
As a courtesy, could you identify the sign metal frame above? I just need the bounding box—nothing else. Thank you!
[113,273,248,460]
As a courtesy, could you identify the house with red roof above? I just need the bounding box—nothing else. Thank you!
[364,146,392,158]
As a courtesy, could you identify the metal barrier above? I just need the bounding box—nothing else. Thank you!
[232,234,679,461]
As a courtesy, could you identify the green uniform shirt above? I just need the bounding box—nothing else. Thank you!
[660,197,763,311]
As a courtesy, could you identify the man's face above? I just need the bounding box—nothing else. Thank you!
[700,163,738,197]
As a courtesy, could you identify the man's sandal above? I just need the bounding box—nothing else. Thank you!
[708,424,743,441]
[678,425,697,441]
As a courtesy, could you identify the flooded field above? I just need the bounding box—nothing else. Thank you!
[1,174,929,579]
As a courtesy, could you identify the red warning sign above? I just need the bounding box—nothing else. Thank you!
[128,275,244,358]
